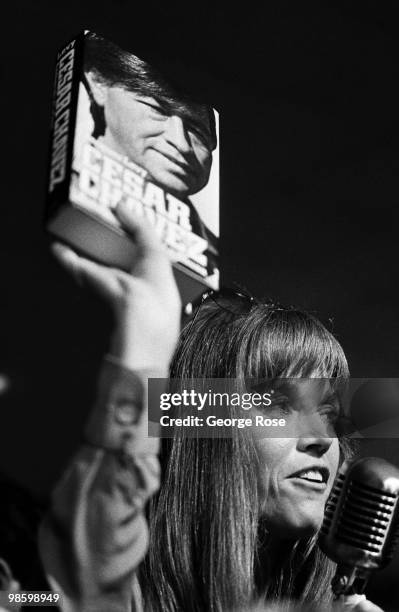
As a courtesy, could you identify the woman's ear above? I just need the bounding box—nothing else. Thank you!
[85,71,108,106]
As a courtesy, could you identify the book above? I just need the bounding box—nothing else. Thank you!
[46,30,219,305]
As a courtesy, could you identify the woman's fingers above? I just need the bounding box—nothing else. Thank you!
[51,243,119,300]
[115,201,165,254]
[51,204,180,320]
[115,202,178,291]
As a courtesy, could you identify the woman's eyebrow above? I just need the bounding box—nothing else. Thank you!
[319,390,341,405]
[271,380,297,395]
[272,381,342,403]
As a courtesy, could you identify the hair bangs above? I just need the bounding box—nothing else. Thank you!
[238,306,349,381]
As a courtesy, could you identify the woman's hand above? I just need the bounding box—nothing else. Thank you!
[52,201,181,374]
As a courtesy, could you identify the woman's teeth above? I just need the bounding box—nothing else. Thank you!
[297,470,323,482]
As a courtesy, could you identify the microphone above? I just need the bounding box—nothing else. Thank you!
[318,457,399,599]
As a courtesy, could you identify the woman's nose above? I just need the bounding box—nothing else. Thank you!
[297,436,333,457]
[296,413,334,456]
[164,115,191,154]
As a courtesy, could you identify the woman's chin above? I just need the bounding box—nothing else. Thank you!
[264,510,323,540]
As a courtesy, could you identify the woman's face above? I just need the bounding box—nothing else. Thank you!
[254,379,341,538]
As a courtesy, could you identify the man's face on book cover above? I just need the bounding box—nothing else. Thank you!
[87,77,213,199]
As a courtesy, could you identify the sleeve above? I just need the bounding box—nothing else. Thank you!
[39,358,163,612]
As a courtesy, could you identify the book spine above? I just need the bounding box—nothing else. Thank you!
[46,32,85,216]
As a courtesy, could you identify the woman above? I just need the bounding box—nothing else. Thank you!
[40,201,382,611]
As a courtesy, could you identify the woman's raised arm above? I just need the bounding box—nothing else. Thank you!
[39,202,181,612]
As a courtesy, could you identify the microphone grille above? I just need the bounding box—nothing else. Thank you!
[319,458,399,569]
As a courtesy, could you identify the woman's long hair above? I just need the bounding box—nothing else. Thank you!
[140,301,354,611]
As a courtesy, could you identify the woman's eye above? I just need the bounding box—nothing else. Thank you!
[269,396,291,415]
[319,406,342,431]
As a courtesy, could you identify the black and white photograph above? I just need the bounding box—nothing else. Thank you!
[2,2,399,611]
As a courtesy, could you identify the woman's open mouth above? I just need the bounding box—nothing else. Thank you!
[287,466,330,491]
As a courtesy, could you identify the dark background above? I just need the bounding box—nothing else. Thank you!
[2,1,399,608]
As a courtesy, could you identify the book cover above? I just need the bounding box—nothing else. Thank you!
[46,30,219,305]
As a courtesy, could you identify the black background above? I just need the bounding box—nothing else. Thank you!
[2,1,399,607]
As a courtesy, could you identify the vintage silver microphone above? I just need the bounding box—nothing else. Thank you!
[318,457,399,599]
